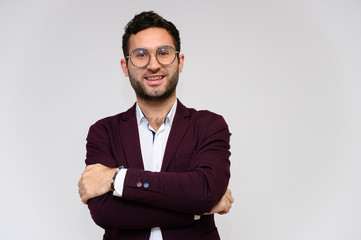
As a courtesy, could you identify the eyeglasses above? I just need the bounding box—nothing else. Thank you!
[126,45,179,68]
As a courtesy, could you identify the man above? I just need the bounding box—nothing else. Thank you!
[78,11,234,240]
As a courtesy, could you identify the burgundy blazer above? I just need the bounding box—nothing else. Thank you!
[85,100,231,240]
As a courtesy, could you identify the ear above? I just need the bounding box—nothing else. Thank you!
[178,54,184,72]
[120,59,129,77]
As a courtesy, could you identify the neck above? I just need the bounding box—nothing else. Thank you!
[137,94,176,131]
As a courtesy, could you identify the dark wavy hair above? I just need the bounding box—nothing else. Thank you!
[122,11,181,58]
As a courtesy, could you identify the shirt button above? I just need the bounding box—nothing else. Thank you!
[136,181,142,188]
[143,182,149,188]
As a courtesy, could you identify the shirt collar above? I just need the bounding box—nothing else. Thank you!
[136,100,177,127]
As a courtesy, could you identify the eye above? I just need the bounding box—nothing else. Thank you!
[133,49,148,58]
[157,47,172,56]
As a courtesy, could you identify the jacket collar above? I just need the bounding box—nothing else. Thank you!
[118,99,192,170]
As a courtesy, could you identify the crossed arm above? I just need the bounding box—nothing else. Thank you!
[78,116,234,229]
[78,163,234,215]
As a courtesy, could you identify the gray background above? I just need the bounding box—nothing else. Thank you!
[1,0,360,239]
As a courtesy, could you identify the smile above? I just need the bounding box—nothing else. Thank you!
[144,75,165,86]
[145,75,165,81]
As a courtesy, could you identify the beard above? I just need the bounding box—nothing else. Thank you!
[128,69,179,101]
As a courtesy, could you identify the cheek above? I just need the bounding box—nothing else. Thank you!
[128,69,143,81]
[125,66,135,77]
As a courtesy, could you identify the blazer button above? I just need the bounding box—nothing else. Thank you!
[136,181,142,188]
[143,182,149,188]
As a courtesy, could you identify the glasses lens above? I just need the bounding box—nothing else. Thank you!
[156,46,176,65]
[130,48,149,67]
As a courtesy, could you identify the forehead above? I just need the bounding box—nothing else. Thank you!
[128,27,175,51]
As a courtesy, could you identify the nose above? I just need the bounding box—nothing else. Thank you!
[146,53,161,71]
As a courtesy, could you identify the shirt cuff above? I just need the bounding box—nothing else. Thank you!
[113,168,127,197]
[194,215,201,220]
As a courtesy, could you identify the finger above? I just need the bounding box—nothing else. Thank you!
[81,195,89,205]
[224,190,231,198]
[78,176,85,187]
[227,189,232,195]
[228,194,234,203]
[228,201,232,209]
[78,178,84,193]
[79,187,85,198]
[78,187,84,199]
[225,192,234,203]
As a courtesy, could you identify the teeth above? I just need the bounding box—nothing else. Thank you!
[147,76,163,80]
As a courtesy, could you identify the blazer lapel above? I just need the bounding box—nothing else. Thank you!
[161,100,191,171]
[118,104,144,169]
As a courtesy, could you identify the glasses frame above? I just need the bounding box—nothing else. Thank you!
[126,45,180,68]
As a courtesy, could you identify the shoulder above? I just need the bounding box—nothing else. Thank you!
[179,103,231,145]
[191,109,229,136]
[87,104,136,136]
[92,113,122,128]
[177,100,229,131]
[178,100,226,123]
[191,108,226,125]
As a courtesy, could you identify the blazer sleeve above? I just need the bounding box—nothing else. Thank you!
[85,122,195,230]
[122,114,231,215]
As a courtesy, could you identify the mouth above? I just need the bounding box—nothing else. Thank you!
[145,75,165,86]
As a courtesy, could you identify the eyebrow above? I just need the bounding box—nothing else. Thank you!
[131,45,175,52]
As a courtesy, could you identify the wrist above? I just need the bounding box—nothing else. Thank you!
[110,166,124,191]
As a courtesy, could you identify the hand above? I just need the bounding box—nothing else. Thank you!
[78,163,117,204]
[203,189,234,215]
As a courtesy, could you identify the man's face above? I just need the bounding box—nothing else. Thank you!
[121,27,184,101]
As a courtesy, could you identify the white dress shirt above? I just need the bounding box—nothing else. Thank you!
[113,100,177,240]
